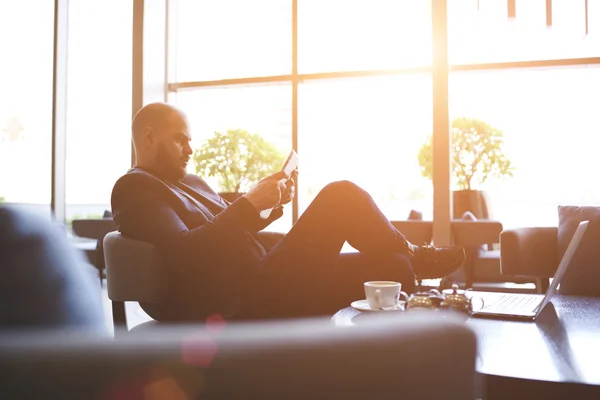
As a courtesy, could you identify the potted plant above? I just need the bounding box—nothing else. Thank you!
[193,129,286,202]
[417,117,514,219]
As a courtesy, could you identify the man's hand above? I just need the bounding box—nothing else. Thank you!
[243,171,287,212]
[278,170,297,206]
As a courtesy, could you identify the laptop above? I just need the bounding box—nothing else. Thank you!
[470,220,589,321]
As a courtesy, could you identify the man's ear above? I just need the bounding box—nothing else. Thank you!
[141,127,154,145]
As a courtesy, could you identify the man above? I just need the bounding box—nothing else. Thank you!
[111,103,465,322]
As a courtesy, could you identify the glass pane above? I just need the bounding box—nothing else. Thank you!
[448,0,600,64]
[0,0,54,218]
[299,0,432,73]
[450,65,600,229]
[172,84,292,232]
[298,75,433,223]
[173,0,291,81]
[65,0,133,227]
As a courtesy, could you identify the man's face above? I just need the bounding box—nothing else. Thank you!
[153,111,192,181]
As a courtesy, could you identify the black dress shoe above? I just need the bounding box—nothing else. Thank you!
[410,244,466,280]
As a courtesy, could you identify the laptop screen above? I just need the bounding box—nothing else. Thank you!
[534,220,589,317]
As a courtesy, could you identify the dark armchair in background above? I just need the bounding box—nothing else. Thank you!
[72,210,116,283]
[500,227,558,293]
[451,220,503,289]
[500,206,600,297]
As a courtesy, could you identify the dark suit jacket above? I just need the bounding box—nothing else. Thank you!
[111,167,284,321]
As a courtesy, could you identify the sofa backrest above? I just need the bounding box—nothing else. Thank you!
[0,313,477,399]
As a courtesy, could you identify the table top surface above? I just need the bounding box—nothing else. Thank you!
[332,295,600,386]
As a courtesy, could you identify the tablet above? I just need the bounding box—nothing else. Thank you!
[260,150,299,219]
[281,150,299,180]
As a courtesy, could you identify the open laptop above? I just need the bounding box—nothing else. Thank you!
[470,220,589,321]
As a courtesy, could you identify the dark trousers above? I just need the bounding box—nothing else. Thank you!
[240,181,416,320]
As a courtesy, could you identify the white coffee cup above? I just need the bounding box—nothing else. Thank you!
[364,281,403,310]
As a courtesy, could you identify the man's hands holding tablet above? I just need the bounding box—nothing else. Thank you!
[243,150,298,218]
[278,171,297,206]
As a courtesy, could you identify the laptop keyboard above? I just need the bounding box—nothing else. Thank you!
[485,294,541,312]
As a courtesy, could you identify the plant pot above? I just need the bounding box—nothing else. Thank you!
[218,192,244,203]
[452,190,489,220]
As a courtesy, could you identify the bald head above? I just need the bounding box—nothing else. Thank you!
[131,102,193,181]
[132,102,183,145]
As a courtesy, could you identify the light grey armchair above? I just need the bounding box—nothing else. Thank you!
[103,231,168,330]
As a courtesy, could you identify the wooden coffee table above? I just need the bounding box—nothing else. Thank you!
[332,295,600,399]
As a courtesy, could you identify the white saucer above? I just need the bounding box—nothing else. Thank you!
[350,299,405,312]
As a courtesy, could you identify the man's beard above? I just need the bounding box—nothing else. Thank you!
[156,145,186,181]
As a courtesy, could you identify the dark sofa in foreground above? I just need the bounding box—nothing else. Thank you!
[0,315,477,399]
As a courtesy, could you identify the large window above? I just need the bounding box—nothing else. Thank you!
[450,65,600,228]
[448,0,600,64]
[0,0,54,218]
[163,0,600,234]
[298,75,432,220]
[298,0,432,73]
[169,1,434,233]
[65,0,133,225]
[173,85,292,231]
[173,0,291,81]
[3,1,600,238]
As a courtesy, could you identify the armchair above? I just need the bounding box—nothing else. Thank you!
[103,231,168,332]
[499,227,559,293]
[72,217,117,282]
[450,220,504,289]
[500,217,600,297]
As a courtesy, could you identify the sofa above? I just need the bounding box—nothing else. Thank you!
[0,314,477,399]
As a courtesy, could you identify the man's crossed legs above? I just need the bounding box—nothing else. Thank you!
[242,181,465,319]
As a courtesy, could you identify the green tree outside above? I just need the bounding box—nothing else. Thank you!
[193,129,286,193]
[418,117,514,191]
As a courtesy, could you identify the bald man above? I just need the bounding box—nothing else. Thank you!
[111,102,465,322]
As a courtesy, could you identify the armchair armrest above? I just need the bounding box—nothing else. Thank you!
[500,227,558,278]
[450,221,503,247]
